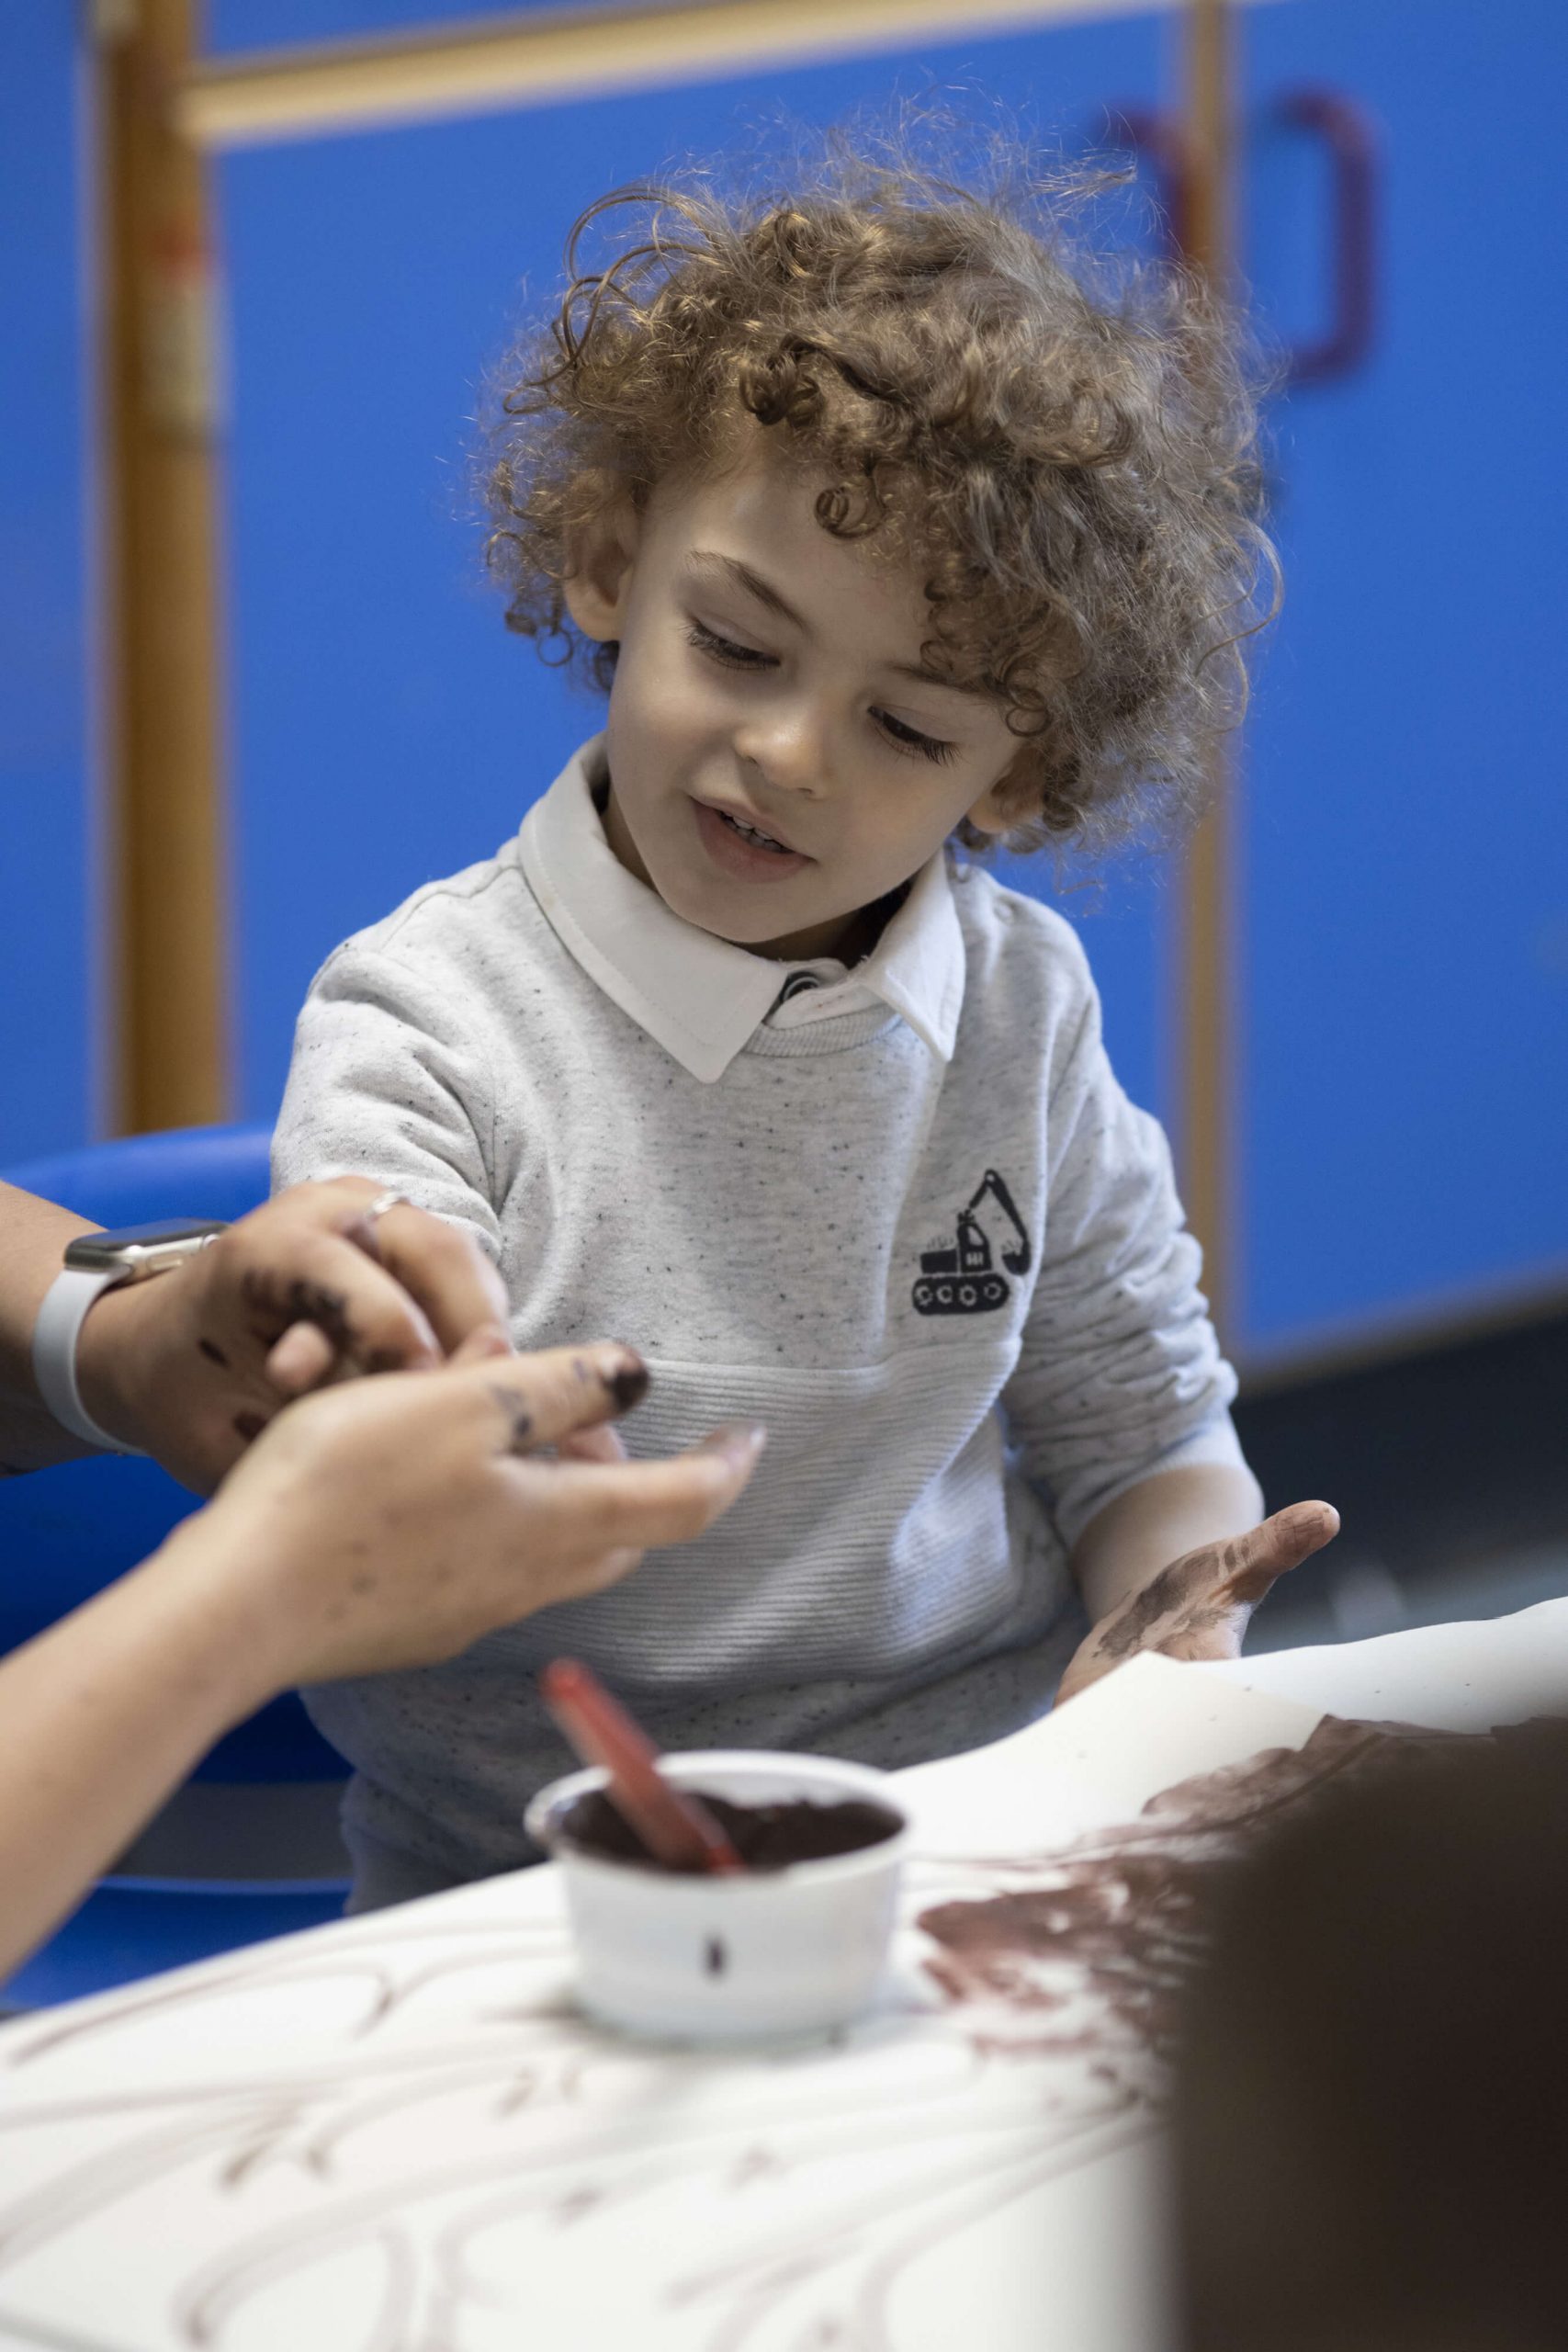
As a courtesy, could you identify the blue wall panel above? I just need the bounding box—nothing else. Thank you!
[0,2,95,1166]
[1236,0,1568,1351]
[217,13,1173,1130]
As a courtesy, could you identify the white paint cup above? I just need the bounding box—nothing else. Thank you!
[525,1749,909,2042]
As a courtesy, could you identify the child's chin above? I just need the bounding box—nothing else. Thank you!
[661,871,806,944]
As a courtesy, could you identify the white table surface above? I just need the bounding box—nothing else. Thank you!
[0,1599,1562,2352]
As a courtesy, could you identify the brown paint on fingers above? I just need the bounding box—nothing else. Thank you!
[241,1271,356,1355]
[603,1352,649,1413]
[1096,1549,1219,1660]
[1217,1502,1340,1606]
[489,1387,535,1456]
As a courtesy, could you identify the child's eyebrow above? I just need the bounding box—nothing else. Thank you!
[686,550,805,630]
[687,548,988,703]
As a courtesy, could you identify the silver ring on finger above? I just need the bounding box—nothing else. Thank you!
[355,1188,408,1261]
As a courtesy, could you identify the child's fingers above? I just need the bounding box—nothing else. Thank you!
[344,1191,511,1358]
[470,1342,650,1455]
[265,1320,337,1396]
[229,1215,443,1376]
[450,1321,514,1366]
[505,1421,766,1555]
[1217,1499,1340,1607]
[558,1420,628,1464]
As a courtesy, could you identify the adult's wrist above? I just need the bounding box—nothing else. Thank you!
[73,1276,161,1455]
[139,1510,297,1726]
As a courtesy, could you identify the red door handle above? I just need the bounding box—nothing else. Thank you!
[1272,87,1379,386]
[1108,107,1190,258]
[1107,88,1379,388]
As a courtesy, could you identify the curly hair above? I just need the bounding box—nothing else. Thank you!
[481,139,1277,854]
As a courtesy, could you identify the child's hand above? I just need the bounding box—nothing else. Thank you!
[1056,1499,1340,1704]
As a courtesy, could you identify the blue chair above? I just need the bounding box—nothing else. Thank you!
[0,1126,350,2007]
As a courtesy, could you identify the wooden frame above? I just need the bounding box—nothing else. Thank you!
[1175,0,1235,1334]
[177,0,1192,150]
[97,0,230,1134]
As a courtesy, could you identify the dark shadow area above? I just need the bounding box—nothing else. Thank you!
[1236,1308,1568,1651]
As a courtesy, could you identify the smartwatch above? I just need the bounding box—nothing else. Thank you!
[32,1219,229,1455]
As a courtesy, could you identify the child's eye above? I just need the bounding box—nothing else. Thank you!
[874,708,956,766]
[686,619,776,671]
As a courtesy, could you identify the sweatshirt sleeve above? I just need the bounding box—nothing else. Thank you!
[1000,968,1247,1552]
[271,939,504,1261]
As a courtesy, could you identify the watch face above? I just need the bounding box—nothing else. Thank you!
[64,1219,227,1271]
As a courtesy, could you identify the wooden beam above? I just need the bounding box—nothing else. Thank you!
[1176,0,1236,1339]
[96,0,230,1135]
[178,0,1173,149]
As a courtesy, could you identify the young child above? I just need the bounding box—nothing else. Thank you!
[274,149,1337,1909]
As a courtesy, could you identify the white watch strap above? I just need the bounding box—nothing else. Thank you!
[32,1268,149,1457]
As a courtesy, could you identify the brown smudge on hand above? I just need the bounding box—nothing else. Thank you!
[1091,1506,1335,1673]
[240,1271,355,1356]
[197,1338,229,1369]
[1095,1547,1217,1660]
[489,1387,534,1455]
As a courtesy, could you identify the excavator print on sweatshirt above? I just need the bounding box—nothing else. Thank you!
[912,1169,1032,1317]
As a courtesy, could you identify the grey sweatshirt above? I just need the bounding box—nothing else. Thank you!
[274,741,1245,1906]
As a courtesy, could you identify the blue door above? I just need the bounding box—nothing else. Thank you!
[1236,0,1568,1360]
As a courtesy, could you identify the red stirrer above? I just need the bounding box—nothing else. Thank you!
[540,1658,745,1875]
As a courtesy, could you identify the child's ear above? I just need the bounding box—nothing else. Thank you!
[964,775,1017,838]
[563,502,641,642]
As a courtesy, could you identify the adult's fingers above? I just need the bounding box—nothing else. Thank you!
[550,1543,644,1605]
[347,1195,510,1359]
[503,1421,766,1555]
[1217,1500,1340,1607]
[471,1342,651,1455]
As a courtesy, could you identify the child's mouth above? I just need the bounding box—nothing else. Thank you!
[692,797,811,883]
[723,809,787,851]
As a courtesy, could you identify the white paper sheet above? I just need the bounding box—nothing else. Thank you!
[1203,1593,1568,1727]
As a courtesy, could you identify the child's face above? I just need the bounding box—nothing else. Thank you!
[564,435,1021,961]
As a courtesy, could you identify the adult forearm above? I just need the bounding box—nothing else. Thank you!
[0,1525,277,1978]
[0,1181,98,1472]
[1069,1460,1265,1627]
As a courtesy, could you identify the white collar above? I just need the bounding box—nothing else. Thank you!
[517,738,965,1083]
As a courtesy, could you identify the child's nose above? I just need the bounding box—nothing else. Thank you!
[732,705,828,796]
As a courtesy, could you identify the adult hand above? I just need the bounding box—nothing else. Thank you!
[0,1334,763,1981]
[74,1179,509,1493]
[1055,1499,1340,1705]
[177,1332,766,1690]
